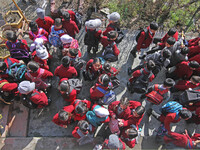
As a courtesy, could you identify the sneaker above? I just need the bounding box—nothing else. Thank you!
[127,67,133,75]
[139,54,146,59]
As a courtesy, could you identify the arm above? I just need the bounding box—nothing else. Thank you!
[113,44,120,56]
[136,31,146,51]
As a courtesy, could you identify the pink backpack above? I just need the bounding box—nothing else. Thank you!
[30,28,48,43]
[109,118,120,135]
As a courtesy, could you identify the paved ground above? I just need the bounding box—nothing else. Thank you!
[0,0,199,149]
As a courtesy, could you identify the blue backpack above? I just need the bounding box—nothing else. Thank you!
[48,26,64,47]
[160,101,183,120]
[8,63,27,82]
[96,83,116,105]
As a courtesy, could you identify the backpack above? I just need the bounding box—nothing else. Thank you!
[29,28,48,42]
[107,23,125,44]
[96,83,116,105]
[109,118,120,134]
[135,28,149,42]
[102,42,115,56]
[160,101,183,119]
[21,92,39,109]
[179,90,200,107]
[8,63,27,82]
[76,129,94,145]
[74,11,83,30]
[71,57,85,72]
[84,29,99,46]
[132,69,152,94]
[146,84,168,105]
[48,26,64,47]
[67,78,82,94]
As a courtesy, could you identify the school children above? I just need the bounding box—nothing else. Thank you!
[84,19,102,54]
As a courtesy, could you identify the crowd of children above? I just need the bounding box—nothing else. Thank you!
[0,6,200,149]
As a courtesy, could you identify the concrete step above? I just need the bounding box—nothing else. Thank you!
[0,103,10,137]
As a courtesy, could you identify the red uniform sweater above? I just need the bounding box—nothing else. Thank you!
[36,16,54,33]
[62,19,79,37]
[25,68,53,81]
[188,37,200,47]
[90,83,110,101]
[159,31,179,48]
[102,23,116,36]
[54,65,77,80]
[174,61,194,79]
[121,127,137,148]
[29,28,48,41]
[30,89,48,108]
[86,59,103,75]
[31,51,49,70]
[52,105,74,127]
[175,80,200,91]
[0,79,18,92]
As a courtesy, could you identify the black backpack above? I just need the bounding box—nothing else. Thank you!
[74,11,83,30]
[21,93,38,109]
[84,29,99,46]
[135,28,149,42]
[8,63,27,82]
[178,90,200,107]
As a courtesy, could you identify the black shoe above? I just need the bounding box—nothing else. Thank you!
[131,50,136,58]
[128,67,133,75]
[139,54,146,59]
[82,71,88,81]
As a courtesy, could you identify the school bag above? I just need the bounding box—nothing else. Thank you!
[76,128,94,145]
[135,28,149,42]
[102,42,118,62]
[146,84,168,105]
[21,92,39,109]
[74,11,83,30]
[160,101,183,119]
[84,29,99,46]
[48,26,64,47]
[107,23,124,44]
[67,78,82,94]
[178,90,200,107]
[71,57,85,72]
[109,118,120,134]
[96,83,116,105]
[132,69,152,94]
[8,63,27,82]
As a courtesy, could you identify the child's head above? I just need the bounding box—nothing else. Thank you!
[190,75,200,84]
[77,120,90,132]
[146,60,155,71]
[29,21,38,32]
[62,11,70,21]
[166,37,176,47]
[36,8,45,19]
[68,48,79,58]
[149,22,158,34]
[75,101,87,114]
[92,57,102,71]
[103,62,111,73]
[54,18,62,29]
[107,12,120,23]
[6,31,17,42]
[27,61,40,73]
[0,62,7,72]
[107,31,118,41]
[85,19,102,30]
[163,78,175,88]
[58,80,70,94]
[180,47,189,55]
[58,110,69,121]
[189,61,199,70]
[107,134,120,149]
[161,49,172,59]
[99,74,110,87]
[18,81,35,95]
[125,127,138,139]
[36,45,49,60]
[132,106,145,117]
[167,28,177,36]
[61,56,70,68]
[179,109,192,120]
[119,97,129,110]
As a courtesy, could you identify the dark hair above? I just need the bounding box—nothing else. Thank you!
[135,106,145,116]
[0,62,7,70]
[59,80,70,92]
[29,21,38,32]
[179,109,192,119]
[61,56,70,67]
[146,60,155,71]
[58,110,69,121]
[167,28,177,36]
[55,18,62,27]
[162,49,172,59]
[126,127,138,139]
[57,8,64,16]
[63,11,70,21]
[78,120,89,132]
[75,102,87,114]
[100,74,110,87]
[180,47,189,55]
[103,62,111,73]
[150,22,158,30]
[27,61,40,72]
[166,37,176,45]
[69,48,79,57]
[6,31,17,42]
[93,57,101,65]
[107,31,118,39]
[189,61,199,69]
[191,75,200,83]
[120,97,130,106]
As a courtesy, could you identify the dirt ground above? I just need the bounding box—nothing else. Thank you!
[0,0,199,150]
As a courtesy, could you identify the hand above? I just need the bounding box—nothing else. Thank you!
[118,119,124,127]
[63,125,67,128]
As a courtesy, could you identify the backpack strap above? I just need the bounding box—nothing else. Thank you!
[6,58,13,67]
[96,86,107,94]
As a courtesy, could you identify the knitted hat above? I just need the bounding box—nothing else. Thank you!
[36,45,48,60]
[27,61,40,72]
[146,60,155,71]
[94,106,109,117]
[55,18,62,27]
[36,8,45,19]
[166,37,176,45]
[164,78,175,87]
[62,11,70,21]
[191,76,200,83]
[108,134,120,149]
[78,120,90,132]
[18,81,35,94]
[107,12,120,22]
[58,110,69,121]
[35,38,44,46]
[103,62,111,73]
[61,56,70,67]
[60,34,73,44]
[69,48,79,57]
[189,61,199,69]
[59,80,69,92]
